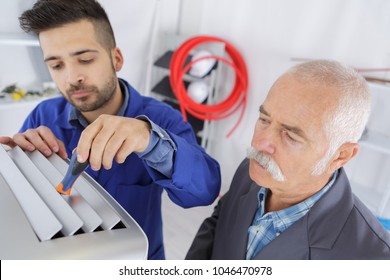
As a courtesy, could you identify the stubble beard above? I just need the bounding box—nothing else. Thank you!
[66,75,117,112]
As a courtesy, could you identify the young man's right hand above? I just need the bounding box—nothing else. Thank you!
[0,125,68,159]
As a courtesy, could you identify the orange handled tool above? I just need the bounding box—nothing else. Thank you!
[56,152,89,195]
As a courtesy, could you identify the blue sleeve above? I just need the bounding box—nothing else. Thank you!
[135,115,176,178]
[140,103,221,208]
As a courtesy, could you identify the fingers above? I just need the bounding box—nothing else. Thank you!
[114,138,136,164]
[12,133,36,152]
[77,115,151,171]
[23,126,59,156]
[78,115,120,170]
[0,136,16,148]
[100,133,126,169]
[102,132,141,168]
[76,118,104,165]
[89,124,115,170]
[56,139,68,159]
[11,126,67,158]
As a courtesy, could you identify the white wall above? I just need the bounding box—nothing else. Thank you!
[1,0,390,259]
[99,0,181,92]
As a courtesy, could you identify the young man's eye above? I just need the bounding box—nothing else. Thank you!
[80,59,93,64]
[50,64,62,70]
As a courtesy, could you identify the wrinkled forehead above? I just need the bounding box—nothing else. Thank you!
[265,74,338,140]
[270,74,339,111]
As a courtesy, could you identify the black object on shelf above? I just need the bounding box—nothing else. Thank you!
[154,50,192,70]
[151,76,209,105]
[154,50,218,78]
[151,76,189,102]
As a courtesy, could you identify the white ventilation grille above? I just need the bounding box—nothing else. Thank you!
[0,144,148,259]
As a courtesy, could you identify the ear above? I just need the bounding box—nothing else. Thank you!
[329,143,359,171]
[112,47,124,72]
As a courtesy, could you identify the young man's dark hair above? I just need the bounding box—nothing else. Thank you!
[19,0,116,50]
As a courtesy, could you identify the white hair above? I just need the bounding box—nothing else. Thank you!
[286,60,371,175]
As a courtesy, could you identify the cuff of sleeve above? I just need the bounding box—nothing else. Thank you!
[135,115,177,159]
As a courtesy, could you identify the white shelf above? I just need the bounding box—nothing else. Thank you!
[0,33,39,47]
[359,130,390,155]
[0,95,56,108]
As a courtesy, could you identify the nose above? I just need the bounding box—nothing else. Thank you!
[251,126,276,155]
[67,65,85,85]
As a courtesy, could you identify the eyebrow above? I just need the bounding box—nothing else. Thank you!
[259,105,308,140]
[44,49,99,62]
[259,105,270,116]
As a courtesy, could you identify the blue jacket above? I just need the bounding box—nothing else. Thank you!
[20,80,221,259]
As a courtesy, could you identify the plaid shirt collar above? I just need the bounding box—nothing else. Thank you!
[246,170,339,259]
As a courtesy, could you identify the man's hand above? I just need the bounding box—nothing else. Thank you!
[76,114,151,171]
[0,126,67,159]
[0,136,16,148]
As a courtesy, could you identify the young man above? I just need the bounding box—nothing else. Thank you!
[186,60,390,259]
[0,0,221,259]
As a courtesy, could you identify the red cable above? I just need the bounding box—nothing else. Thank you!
[169,36,248,137]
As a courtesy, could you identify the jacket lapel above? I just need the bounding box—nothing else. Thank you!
[232,182,262,259]
[306,168,353,249]
[253,215,310,259]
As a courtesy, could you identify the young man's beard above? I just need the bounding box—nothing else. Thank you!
[65,75,117,112]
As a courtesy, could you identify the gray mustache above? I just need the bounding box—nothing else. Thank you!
[246,147,286,182]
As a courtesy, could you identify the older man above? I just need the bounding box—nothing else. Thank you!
[186,60,390,260]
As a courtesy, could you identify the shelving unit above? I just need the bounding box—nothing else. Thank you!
[1,31,51,82]
[0,32,55,136]
[0,33,39,46]
[0,31,52,82]
[149,33,225,151]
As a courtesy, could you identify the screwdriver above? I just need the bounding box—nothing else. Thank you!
[56,152,89,195]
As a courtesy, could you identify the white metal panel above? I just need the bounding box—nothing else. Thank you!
[0,145,62,241]
[0,145,148,260]
[27,150,103,233]
[48,154,122,230]
[8,146,84,236]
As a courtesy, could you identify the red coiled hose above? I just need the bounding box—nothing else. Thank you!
[169,36,248,137]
